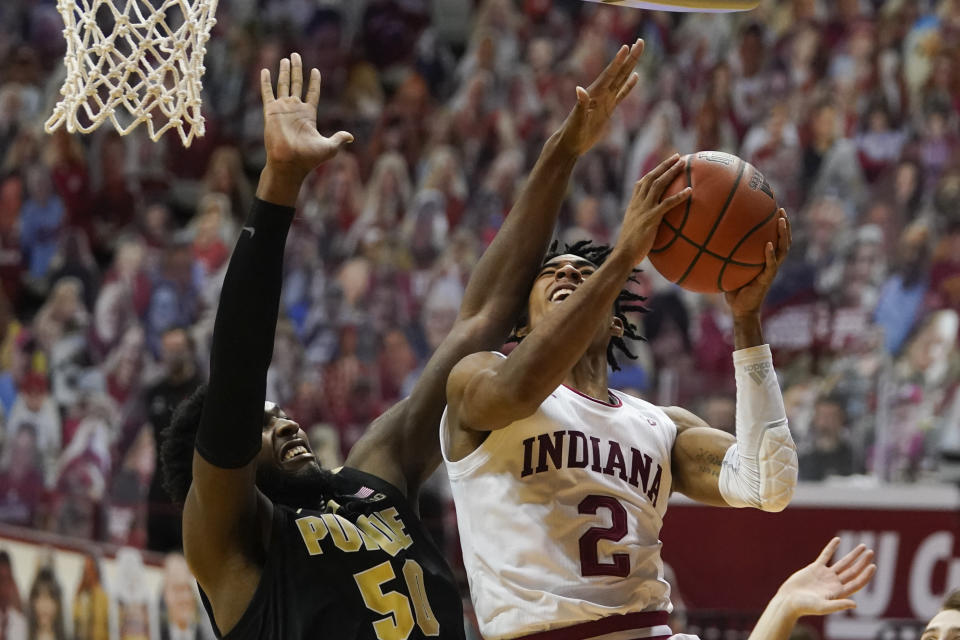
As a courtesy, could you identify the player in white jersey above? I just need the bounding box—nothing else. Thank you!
[441,156,799,640]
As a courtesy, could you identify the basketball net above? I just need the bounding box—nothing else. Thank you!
[45,0,218,146]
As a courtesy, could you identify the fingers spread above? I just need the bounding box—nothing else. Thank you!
[651,152,682,178]
[616,73,640,105]
[612,38,643,90]
[594,44,629,90]
[260,68,275,105]
[650,158,685,200]
[832,544,868,574]
[305,69,322,108]
[839,563,876,598]
[658,187,692,210]
[815,537,842,566]
[638,154,681,201]
[277,57,291,99]
[290,52,304,100]
[838,549,875,584]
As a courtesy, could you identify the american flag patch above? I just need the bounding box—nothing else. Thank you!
[348,486,375,499]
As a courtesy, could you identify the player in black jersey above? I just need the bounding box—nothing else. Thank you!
[159,45,644,640]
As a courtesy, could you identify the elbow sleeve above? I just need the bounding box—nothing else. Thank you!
[718,344,798,512]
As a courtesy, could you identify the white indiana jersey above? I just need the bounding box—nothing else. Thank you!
[441,364,678,640]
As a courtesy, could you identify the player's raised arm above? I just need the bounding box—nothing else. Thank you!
[453,40,643,328]
[180,53,351,631]
[346,40,644,494]
[446,157,692,433]
[747,538,876,640]
[670,212,798,512]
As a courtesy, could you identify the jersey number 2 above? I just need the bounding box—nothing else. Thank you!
[577,495,629,577]
[354,559,440,640]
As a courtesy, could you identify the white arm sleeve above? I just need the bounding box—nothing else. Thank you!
[718,344,798,512]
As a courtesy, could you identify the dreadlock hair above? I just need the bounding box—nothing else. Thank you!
[510,239,647,371]
[160,384,208,505]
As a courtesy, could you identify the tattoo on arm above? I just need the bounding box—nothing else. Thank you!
[694,448,724,478]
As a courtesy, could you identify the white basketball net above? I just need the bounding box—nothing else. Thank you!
[45,0,218,146]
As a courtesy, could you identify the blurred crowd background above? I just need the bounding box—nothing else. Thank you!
[0,0,959,635]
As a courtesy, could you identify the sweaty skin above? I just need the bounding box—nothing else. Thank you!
[182,43,647,635]
[446,163,793,505]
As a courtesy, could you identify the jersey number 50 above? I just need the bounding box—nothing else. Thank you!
[578,495,630,577]
[354,559,440,640]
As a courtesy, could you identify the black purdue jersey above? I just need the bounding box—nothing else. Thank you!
[199,467,465,640]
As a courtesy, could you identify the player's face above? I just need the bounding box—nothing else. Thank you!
[255,402,333,509]
[259,402,319,475]
[922,609,960,640]
[524,255,598,330]
[522,255,621,349]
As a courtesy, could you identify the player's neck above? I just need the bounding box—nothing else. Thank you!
[563,350,610,401]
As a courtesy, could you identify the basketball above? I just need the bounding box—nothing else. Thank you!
[22,0,959,636]
[649,151,780,293]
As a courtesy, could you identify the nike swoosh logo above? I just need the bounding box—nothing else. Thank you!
[242,226,255,238]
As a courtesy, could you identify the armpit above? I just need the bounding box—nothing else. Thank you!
[660,405,711,433]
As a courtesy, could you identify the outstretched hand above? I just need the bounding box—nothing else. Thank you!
[557,39,644,156]
[260,53,353,181]
[777,537,877,617]
[725,210,791,316]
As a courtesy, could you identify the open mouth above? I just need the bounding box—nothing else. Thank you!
[549,285,576,303]
[279,439,313,463]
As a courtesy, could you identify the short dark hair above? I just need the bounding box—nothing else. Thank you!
[944,589,960,612]
[160,385,208,504]
[512,239,646,371]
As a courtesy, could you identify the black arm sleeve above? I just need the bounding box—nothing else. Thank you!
[195,198,294,468]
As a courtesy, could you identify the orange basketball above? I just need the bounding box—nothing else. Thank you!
[649,151,780,293]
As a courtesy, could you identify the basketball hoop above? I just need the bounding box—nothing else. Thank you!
[44,0,218,146]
